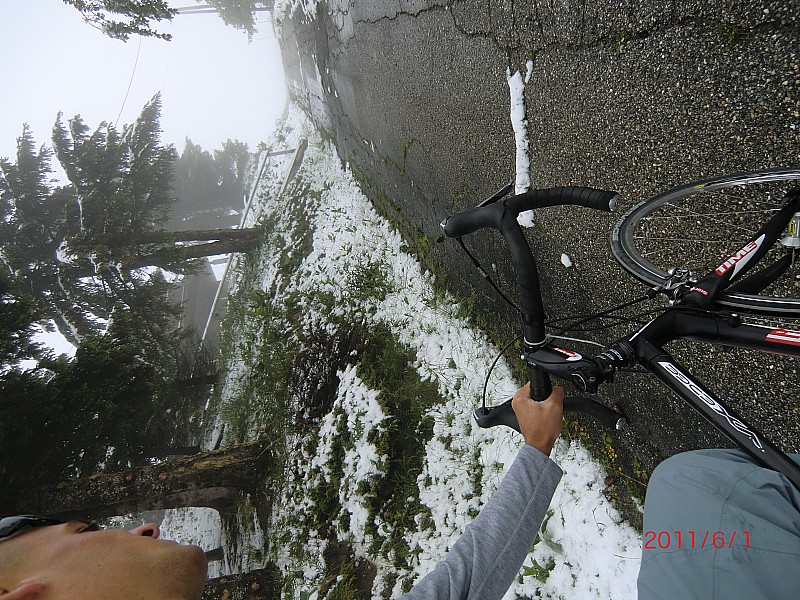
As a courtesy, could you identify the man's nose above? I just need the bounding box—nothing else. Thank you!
[129,523,160,538]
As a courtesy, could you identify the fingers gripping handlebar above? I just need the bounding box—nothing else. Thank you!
[440,186,625,432]
[474,396,625,432]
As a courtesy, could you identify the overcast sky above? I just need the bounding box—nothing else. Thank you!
[1,1,287,169]
[2,1,289,356]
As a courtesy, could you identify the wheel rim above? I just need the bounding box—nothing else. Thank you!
[612,167,800,315]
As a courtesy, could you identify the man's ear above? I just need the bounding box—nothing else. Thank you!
[0,582,47,599]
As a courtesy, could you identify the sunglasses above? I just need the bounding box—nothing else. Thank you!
[0,515,99,542]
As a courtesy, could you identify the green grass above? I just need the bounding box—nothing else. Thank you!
[275,180,320,278]
[717,23,751,47]
[219,274,446,595]
[218,290,293,444]
[561,416,648,530]
[269,317,446,596]
[354,322,441,568]
[345,256,393,304]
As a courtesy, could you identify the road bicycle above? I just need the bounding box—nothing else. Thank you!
[438,167,800,490]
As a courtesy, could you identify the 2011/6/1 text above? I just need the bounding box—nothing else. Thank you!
[643,531,750,550]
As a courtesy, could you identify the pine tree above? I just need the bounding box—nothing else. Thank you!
[62,0,177,41]
[0,99,247,492]
[169,138,251,231]
[2,100,260,345]
[0,268,49,374]
[53,96,259,276]
[203,0,276,39]
[0,125,90,344]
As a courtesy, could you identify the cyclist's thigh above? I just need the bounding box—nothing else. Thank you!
[638,449,800,600]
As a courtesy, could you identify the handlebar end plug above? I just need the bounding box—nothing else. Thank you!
[438,217,451,241]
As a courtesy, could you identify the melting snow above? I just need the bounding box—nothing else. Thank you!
[158,105,641,597]
[507,69,534,228]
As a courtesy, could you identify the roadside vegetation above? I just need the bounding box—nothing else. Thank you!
[207,126,450,597]
[206,110,641,598]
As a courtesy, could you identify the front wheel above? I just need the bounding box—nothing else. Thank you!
[611,167,800,316]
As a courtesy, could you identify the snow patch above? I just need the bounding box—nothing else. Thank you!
[507,69,534,228]
[170,104,640,598]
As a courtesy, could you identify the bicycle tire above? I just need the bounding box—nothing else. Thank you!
[611,167,800,316]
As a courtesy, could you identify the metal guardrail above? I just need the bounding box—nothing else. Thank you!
[200,141,307,343]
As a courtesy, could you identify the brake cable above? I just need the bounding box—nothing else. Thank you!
[456,236,653,332]
[482,334,523,411]
[459,239,657,405]
[457,238,520,313]
[550,294,651,335]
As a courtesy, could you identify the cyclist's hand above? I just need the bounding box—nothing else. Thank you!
[511,382,564,455]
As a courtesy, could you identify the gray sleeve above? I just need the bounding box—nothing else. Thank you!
[400,444,563,600]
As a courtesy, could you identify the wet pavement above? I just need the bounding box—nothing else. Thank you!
[277,1,800,498]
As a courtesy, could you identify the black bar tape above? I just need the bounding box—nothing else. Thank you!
[441,187,620,239]
[473,399,520,432]
[564,396,625,431]
[507,187,621,215]
[474,396,624,432]
[498,209,547,326]
[440,201,505,238]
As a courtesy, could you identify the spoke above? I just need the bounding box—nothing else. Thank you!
[637,238,686,258]
[634,235,748,245]
[641,249,686,260]
[642,208,780,219]
[707,186,791,209]
[659,201,760,236]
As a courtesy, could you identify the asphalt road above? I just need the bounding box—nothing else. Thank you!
[278,1,800,504]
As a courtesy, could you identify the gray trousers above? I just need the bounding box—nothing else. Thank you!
[638,449,800,599]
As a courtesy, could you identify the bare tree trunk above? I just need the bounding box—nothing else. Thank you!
[97,228,258,246]
[134,228,259,244]
[130,236,260,268]
[136,444,203,458]
[202,565,282,600]
[3,440,272,521]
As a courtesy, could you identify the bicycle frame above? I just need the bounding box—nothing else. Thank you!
[629,309,800,490]
[441,183,800,490]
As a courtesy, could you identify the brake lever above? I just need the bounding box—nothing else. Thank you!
[477,182,514,207]
[474,399,520,432]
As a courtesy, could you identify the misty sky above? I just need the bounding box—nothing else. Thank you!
[1,1,288,169]
[2,1,289,355]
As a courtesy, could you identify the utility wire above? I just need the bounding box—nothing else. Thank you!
[115,35,143,127]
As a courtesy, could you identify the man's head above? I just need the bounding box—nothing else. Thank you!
[0,515,207,600]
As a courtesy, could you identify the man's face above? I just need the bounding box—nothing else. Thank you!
[0,521,207,599]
